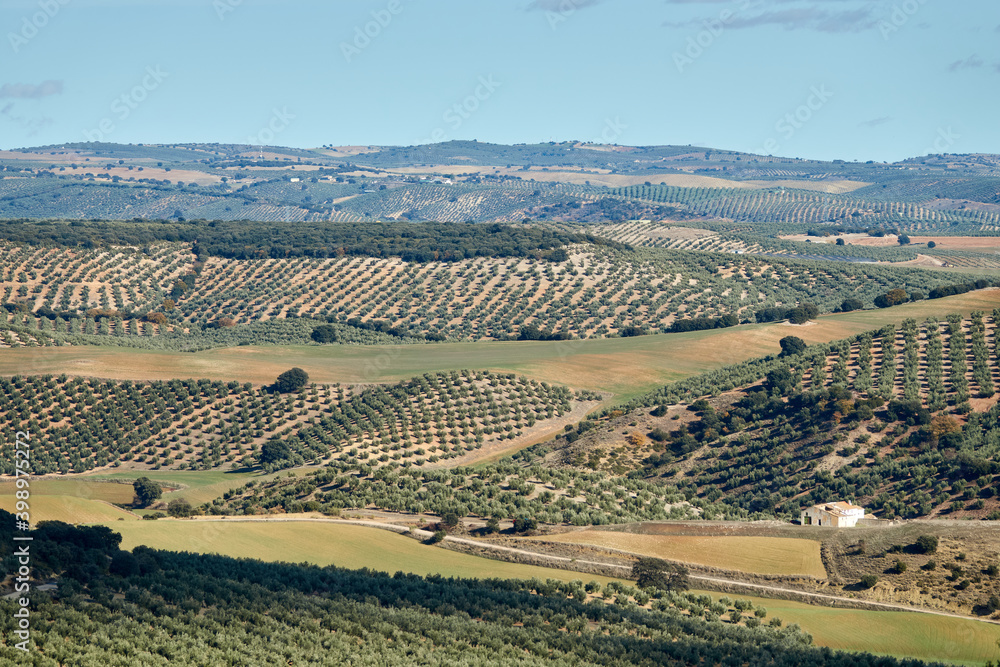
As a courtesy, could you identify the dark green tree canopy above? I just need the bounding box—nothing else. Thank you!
[311,324,338,344]
[275,367,309,393]
[261,440,292,466]
[132,477,162,508]
[632,557,689,592]
[779,336,807,357]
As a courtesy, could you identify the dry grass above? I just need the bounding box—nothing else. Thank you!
[538,531,826,578]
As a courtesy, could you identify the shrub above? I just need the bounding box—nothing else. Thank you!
[167,499,193,518]
[512,517,538,533]
[860,575,878,589]
[914,534,939,554]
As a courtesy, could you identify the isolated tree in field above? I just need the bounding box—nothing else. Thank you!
[927,241,936,248]
[260,440,292,465]
[779,336,807,357]
[167,499,193,518]
[633,557,689,592]
[898,234,911,245]
[835,238,845,246]
[787,308,812,325]
[275,367,309,393]
[132,477,162,508]
[874,289,908,308]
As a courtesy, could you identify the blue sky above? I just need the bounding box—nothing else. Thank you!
[1,0,997,161]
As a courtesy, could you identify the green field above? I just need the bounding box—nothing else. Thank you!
[536,532,827,578]
[0,479,135,504]
[3,290,999,403]
[0,495,138,523]
[100,518,1000,666]
[0,470,321,516]
[691,589,1000,667]
[80,468,321,506]
[102,519,624,585]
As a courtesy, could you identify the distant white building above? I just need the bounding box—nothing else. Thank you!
[801,501,866,527]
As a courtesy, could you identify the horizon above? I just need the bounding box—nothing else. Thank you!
[1,138,986,166]
[2,0,998,162]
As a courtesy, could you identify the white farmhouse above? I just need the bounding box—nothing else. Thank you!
[800,501,866,527]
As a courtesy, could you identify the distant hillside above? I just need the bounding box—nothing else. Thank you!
[1,141,998,229]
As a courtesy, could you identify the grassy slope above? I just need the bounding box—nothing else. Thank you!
[0,480,134,504]
[103,520,623,585]
[3,290,999,404]
[99,519,999,666]
[534,532,826,578]
[81,468,321,506]
[0,495,137,523]
[690,589,1000,667]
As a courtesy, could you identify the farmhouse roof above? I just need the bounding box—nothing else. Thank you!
[810,501,864,516]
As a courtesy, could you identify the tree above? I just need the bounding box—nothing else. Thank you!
[632,557,689,592]
[860,574,878,589]
[512,517,538,533]
[874,289,908,308]
[260,440,292,465]
[620,325,647,338]
[132,477,162,508]
[914,534,939,554]
[518,324,542,341]
[766,368,794,394]
[779,336,807,357]
[144,312,168,325]
[839,297,863,312]
[787,309,807,325]
[167,499,193,518]
[898,234,911,245]
[311,324,338,343]
[927,241,936,248]
[835,237,845,246]
[275,367,309,393]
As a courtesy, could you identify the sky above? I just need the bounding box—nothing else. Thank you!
[1,0,998,162]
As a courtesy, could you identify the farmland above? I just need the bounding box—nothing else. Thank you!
[1,238,991,346]
[97,518,1000,665]
[535,531,826,578]
[3,288,1000,404]
[103,519,624,584]
[0,370,594,475]
[4,141,1000,665]
[0,494,136,523]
